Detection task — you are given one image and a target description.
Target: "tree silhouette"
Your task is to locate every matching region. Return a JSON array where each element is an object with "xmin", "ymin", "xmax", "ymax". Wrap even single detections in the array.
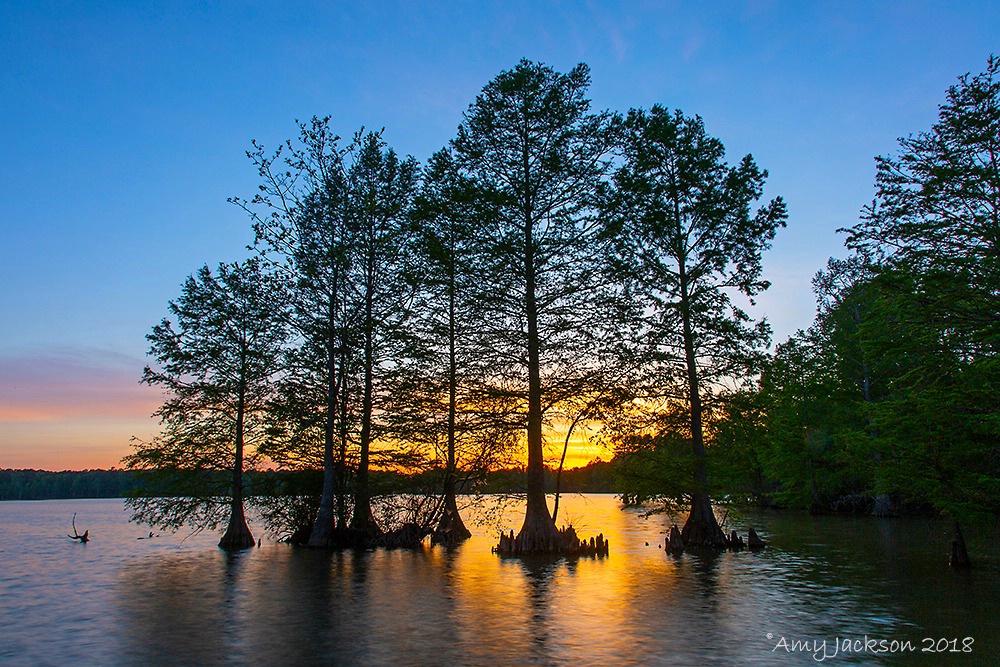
[
  {"xmin": 452, "ymin": 60, "xmax": 618, "ymax": 551},
  {"xmin": 611, "ymin": 106, "xmax": 786, "ymax": 547},
  {"xmin": 344, "ymin": 132, "xmax": 420, "ymax": 537},
  {"xmin": 236, "ymin": 117, "xmax": 360, "ymax": 546},
  {"xmin": 126, "ymin": 258, "xmax": 288, "ymax": 549}
]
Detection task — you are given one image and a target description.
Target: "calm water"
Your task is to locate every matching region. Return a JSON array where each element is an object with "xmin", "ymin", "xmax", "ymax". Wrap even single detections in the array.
[{"xmin": 1, "ymin": 496, "xmax": 996, "ymax": 666}]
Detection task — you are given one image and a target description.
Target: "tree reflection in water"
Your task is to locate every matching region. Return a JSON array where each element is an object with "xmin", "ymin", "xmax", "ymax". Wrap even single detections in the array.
[{"xmin": 102, "ymin": 495, "xmax": 1000, "ymax": 666}]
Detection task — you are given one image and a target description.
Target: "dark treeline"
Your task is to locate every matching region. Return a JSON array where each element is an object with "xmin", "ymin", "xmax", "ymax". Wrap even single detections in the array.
[
  {"xmin": 0, "ymin": 469, "xmax": 137, "ymax": 501},
  {"xmin": 125, "ymin": 57, "xmax": 999, "ymax": 561},
  {"xmin": 0, "ymin": 464, "xmax": 616, "ymax": 502}
]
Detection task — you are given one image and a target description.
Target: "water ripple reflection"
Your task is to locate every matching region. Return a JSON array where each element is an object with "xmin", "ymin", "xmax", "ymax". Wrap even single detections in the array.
[{"xmin": 1, "ymin": 497, "xmax": 995, "ymax": 665}]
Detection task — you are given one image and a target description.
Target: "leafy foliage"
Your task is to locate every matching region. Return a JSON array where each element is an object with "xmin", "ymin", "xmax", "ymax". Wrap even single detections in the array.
[
  {"xmin": 125, "ymin": 258, "xmax": 288, "ymax": 533},
  {"xmin": 758, "ymin": 56, "xmax": 1000, "ymax": 528},
  {"xmin": 609, "ymin": 106, "xmax": 786, "ymax": 538}
]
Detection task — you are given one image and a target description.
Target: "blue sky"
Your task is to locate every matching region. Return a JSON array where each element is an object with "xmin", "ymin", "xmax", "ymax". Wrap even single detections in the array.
[{"xmin": 1, "ymin": 1, "xmax": 997, "ymax": 468}]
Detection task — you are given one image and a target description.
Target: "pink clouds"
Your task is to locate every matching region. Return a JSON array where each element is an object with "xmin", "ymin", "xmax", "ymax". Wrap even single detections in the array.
[
  {"xmin": 0, "ymin": 349, "xmax": 160, "ymax": 469},
  {"xmin": 1, "ymin": 349, "xmax": 159, "ymax": 420}
]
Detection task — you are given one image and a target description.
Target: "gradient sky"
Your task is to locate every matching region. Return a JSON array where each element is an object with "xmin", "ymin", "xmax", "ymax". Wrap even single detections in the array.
[{"xmin": 1, "ymin": 1, "xmax": 998, "ymax": 470}]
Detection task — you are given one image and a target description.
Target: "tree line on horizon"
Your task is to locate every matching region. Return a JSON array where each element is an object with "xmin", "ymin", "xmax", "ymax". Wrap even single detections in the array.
[
  {"xmin": 124, "ymin": 57, "xmax": 998, "ymax": 560},
  {"xmin": 0, "ymin": 463, "xmax": 615, "ymax": 504}
]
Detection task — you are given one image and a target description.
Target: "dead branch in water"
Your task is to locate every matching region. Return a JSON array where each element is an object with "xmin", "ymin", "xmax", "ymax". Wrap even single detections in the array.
[{"xmin": 67, "ymin": 513, "xmax": 89, "ymax": 543}]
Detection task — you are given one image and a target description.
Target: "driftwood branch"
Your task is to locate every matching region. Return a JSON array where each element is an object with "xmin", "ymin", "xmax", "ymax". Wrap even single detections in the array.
[{"xmin": 67, "ymin": 513, "xmax": 89, "ymax": 543}]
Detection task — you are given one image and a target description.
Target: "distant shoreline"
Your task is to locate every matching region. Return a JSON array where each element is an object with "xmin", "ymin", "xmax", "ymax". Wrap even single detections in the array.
[{"xmin": 0, "ymin": 462, "xmax": 617, "ymax": 501}]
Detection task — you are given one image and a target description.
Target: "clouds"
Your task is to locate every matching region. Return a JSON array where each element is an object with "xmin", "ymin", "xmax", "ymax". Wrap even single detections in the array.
[
  {"xmin": 0, "ymin": 348, "xmax": 159, "ymax": 469},
  {"xmin": 0, "ymin": 348, "xmax": 156, "ymax": 420}
]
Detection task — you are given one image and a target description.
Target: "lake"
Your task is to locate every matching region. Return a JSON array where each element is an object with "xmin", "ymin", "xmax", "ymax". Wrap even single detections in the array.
[{"xmin": 0, "ymin": 496, "xmax": 996, "ymax": 665}]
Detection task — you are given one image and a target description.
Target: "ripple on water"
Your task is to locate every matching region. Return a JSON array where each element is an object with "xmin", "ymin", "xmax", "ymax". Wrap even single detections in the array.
[{"xmin": 0, "ymin": 497, "xmax": 996, "ymax": 666}]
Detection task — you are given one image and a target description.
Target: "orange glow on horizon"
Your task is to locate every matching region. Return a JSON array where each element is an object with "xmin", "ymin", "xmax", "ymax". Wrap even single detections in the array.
[
  {"xmin": 1, "ymin": 348, "xmax": 613, "ymax": 472},
  {"xmin": 0, "ymin": 351, "xmax": 161, "ymax": 471}
]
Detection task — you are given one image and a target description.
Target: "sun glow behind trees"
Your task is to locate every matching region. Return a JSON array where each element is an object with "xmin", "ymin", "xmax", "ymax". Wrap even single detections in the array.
[
  {"xmin": 123, "ymin": 50, "xmax": 786, "ymax": 549},
  {"xmin": 118, "ymin": 55, "xmax": 1000, "ymax": 558}
]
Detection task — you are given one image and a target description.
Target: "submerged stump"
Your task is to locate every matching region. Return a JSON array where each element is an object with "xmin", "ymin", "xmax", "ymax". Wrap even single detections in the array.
[
  {"xmin": 729, "ymin": 530, "xmax": 745, "ymax": 550},
  {"xmin": 67, "ymin": 513, "xmax": 89, "ymax": 544},
  {"xmin": 950, "ymin": 524, "xmax": 971, "ymax": 568},
  {"xmin": 666, "ymin": 524, "xmax": 685, "ymax": 554},
  {"xmin": 494, "ymin": 525, "xmax": 609, "ymax": 557}
]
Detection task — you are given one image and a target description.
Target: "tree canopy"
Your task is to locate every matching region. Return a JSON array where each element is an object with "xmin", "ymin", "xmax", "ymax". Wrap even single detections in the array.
[
  {"xmin": 610, "ymin": 105, "xmax": 786, "ymax": 546},
  {"xmin": 125, "ymin": 55, "xmax": 1000, "ymax": 562}
]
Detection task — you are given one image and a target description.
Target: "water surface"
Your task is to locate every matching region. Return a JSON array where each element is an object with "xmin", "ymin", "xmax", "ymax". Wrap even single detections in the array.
[{"xmin": 1, "ymin": 496, "xmax": 995, "ymax": 665}]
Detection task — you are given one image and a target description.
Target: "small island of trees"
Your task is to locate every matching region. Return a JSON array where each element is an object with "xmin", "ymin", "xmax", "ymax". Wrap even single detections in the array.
[{"xmin": 122, "ymin": 56, "xmax": 999, "ymax": 564}]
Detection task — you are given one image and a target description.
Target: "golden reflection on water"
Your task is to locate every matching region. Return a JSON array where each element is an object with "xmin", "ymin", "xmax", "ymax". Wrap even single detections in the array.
[
  {"xmin": 27, "ymin": 495, "xmax": 988, "ymax": 666},
  {"xmin": 112, "ymin": 495, "xmax": 693, "ymax": 665}
]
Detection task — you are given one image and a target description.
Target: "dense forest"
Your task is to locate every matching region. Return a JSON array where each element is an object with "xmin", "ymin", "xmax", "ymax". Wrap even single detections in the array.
[
  {"xmin": 122, "ymin": 57, "xmax": 998, "ymax": 561},
  {"xmin": 0, "ymin": 463, "xmax": 615, "ymax": 502},
  {"xmin": 0, "ymin": 469, "xmax": 137, "ymax": 501}
]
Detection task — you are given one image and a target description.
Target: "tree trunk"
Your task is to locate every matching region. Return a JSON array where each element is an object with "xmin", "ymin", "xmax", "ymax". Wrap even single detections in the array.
[
  {"xmin": 350, "ymin": 270, "xmax": 381, "ymax": 537},
  {"xmin": 433, "ymin": 278, "xmax": 471, "ymax": 545},
  {"xmin": 309, "ymin": 286, "xmax": 341, "ymax": 548},
  {"xmin": 516, "ymin": 206, "xmax": 560, "ymax": 551},
  {"xmin": 336, "ymin": 347, "xmax": 350, "ymax": 530},
  {"xmin": 553, "ymin": 410, "xmax": 585, "ymax": 523},
  {"xmin": 220, "ymin": 380, "xmax": 255, "ymax": 550},
  {"xmin": 433, "ymin": 487, "xmax": 471, "ymax": 546},
  {"xmin": 678, "ymin": 270, "xmax": 728, "ymax": 549},
  {"xmin": 681, "ymin": 493, "xmax": 729, "ymax": 548},
  {"xmin": 219, "ymin": 495, "xmax": 255, "ymax": 550}
]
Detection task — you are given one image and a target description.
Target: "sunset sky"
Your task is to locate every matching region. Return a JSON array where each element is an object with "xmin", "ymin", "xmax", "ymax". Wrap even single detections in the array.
[{"xmin": 2, "ymin": 1, "xmax": 998, "ymax": 470}]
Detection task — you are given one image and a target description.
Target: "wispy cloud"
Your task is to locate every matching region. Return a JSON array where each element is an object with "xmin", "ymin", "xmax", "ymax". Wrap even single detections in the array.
[
  {"xmin": 0, "ymin": 348, "xmax": 160, "ymax": 469},
  {"xmin": 0, "ymin": 348, "xmax": 159, "ymax": 423}
]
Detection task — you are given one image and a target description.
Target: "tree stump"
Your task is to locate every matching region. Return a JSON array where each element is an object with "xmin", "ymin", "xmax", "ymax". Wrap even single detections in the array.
[
  {"xmin": 729, "ymin": 530, "xmax": 744, "ymax": 550},
  {"xmin": 747, "ymin": 527, "xmax": 766, "ymax": 550},
  {"xmin": 666, "ymin": 524, "xmax": 684, "ymax": 554},
  {"xmin": 949, "ymin": 524, "xmax": 971, "ymax": 568},
  {"xmin": 67, "ymin": 513, "xmax": 89, "ymax": 544}
]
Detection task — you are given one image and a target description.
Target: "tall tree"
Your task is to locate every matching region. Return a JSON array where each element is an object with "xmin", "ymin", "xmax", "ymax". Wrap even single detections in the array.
[
  {"xmin": 843, "ymin": 54, "xmax": 1000, "ymax": 345},
  {"xmin": 345, "ymin": 131, "xmax": 420, "ymax": 536},
  {"xmin": 612, "ymin": 106, "xmax": 786, "ymax": 547},
  {"xmin": 840, "ymin": 55, "xmax": 1000, "ymax": 555},
  {"xmin": 239, "ymin": 121, "xmax": 421, "ymax": 544},
  {"xmin": 452, "ymin": 60, "xmax": 618, "ymax": 551},
  {"xmin": 126, "ymin": 258, "xmax": 288, "ymax": 550},
  {"xmin": 404, "ymin": 148, "xmax": 531, "ymax": 543},
  {"xmin": 408, "ymin": 148, "xmax": 479, "ymax": 544},
  {"xmin": 235, "ymin": 117, "xmax": 359, "ymax": 546}
]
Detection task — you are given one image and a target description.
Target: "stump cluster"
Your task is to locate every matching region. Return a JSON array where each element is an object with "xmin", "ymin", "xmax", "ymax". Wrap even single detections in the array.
[
  {"xmin": 494, "ymin": 525, "xmax": 609, "ymax": 557},
  {"xmin": 665, "ymin": 523, "xmax": 766, "ymax": 554}
]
